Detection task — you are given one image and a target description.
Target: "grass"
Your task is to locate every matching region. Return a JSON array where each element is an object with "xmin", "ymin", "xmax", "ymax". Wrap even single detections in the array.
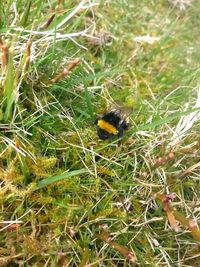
[{"xmin": 0, "ymin": 0, "xmax": 200, "ymax": 266}]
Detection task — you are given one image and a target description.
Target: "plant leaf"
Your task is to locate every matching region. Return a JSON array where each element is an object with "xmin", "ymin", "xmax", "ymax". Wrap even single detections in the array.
[
  {"xmin": 3, "ymin": 48, "xmax": 15, "ymax": 121},
  {"xmin": 34, "ymin": 168, "xmax": 87, "ymax": 190}
]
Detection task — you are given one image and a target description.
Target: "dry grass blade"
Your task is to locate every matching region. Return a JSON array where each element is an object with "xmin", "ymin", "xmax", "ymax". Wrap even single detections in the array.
[
  {"xmin": 0, "ymin": 37, "xmax": 9, "ymax": 72},
  {"xmin": 179, "ymin": 161, "xmax": 200, "ymax": 177},
  {"xmin": 24, "ymin": 39, "xmax": 32, "ymax": 71},
  {"xmin": 168, "ymin": 0, "xmax": 194, "ymax": 11}
]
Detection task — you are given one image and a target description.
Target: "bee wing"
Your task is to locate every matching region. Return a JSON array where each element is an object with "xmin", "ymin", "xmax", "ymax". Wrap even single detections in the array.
[
  {"xmin": 121, "ymin": 106, "xmax": 132, "ymax": 119},
  {"xmin": 109, "ymin": 101, "xmax": 132, "ymax": 120}
]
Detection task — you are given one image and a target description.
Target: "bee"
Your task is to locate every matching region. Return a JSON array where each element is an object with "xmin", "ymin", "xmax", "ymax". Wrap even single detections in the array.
[{"xmin": 94, "ymin": 102, "xmax": 132, "ymax": 145}]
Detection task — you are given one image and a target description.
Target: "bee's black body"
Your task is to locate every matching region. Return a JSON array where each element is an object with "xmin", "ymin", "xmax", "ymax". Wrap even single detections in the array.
[{"xmin": 95, "ymin": 107, "xmax": 130, "ymax": 145}]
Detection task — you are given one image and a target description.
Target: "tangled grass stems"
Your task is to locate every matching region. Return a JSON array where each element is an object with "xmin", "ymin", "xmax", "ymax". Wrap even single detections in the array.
[{"xmin": 0, "ymin": 0, "xmax": 200, "ymax": 266}]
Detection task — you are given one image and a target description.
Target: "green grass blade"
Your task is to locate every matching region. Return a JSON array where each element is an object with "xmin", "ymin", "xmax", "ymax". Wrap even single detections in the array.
[
  {"xmin": 84, "ymin": 85, "xmax": 94, "ymax": 120},
  {"xmin": 131, "ymin": 107, "xmax": 200, "ymax": 134},
  {"xmin": 3, "ymin": 48, "xmax": 15, "ymax": 122},
  {"xmin": 18, "ymin": 154, "xmax": 30, "ymax": 185},
  {"xmin": 34, "ymin": 168, "xmax": 87, "ymax": 190},
  {"xmin": 0, "ymin": 2, "xmax": 6, "ymax": 29},
  {"xmin": 20, "ymin": 0, "xmax": 32, "ymax": 27}
]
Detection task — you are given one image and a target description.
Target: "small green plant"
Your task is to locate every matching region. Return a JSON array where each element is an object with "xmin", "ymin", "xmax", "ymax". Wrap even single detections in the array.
[{"xmin": 0, "ymin": 38, "xmax": 32, "ymax": 122}]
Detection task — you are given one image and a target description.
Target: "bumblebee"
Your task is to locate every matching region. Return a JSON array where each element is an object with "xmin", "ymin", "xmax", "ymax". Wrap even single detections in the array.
[{"xmin": 94, "ymin": 102, "xmax": 131, "ymax": 144}]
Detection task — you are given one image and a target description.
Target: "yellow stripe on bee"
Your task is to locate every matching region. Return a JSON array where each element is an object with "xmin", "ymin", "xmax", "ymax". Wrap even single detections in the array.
[{"xmin": 98, "ymin": 119, "xmax": 118, "ymax": 134}]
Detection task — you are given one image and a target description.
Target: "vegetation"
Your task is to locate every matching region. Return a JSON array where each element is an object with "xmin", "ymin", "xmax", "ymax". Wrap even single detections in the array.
[{"xmin": 0, "ymin": 0, "xmax": 200, "ymax": 266}]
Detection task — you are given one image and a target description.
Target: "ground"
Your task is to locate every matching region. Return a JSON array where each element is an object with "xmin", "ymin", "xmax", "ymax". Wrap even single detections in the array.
[{"xmin": 0, "ymin": 0, "xmax": 200, "ymax": 266}]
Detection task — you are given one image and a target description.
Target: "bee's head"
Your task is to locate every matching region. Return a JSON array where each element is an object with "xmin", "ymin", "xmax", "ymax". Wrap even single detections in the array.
[{"xmin": 97, "ymin": 128, "xmax": 110, "ymax": 140}]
